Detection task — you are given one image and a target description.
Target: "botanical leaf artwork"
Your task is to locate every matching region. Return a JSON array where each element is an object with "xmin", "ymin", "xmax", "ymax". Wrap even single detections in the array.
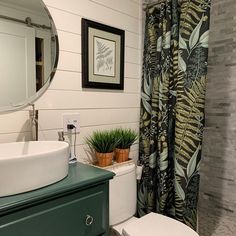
[
  {"xmin": 138, "ymin": 0, "xmax": 211, "ymax": 231},
  {"xmin": 94, "ymin": 37, "xmax": 115, "ymax": 77}
]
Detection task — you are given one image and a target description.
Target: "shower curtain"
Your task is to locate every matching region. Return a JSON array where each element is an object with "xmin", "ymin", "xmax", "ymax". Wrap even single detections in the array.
[{"xmin": 138, "ymin": 0, "xmax": 211, "ymax": 230}]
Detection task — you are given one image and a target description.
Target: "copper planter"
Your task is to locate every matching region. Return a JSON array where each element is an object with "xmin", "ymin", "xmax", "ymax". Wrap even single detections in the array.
[
  {"xmin": 96, "ymin": 152, "xmax": 113, "ymax": 167},
  {"xmin": 114, "ymin": 148, "xmax": 130, "ymax": 163}
]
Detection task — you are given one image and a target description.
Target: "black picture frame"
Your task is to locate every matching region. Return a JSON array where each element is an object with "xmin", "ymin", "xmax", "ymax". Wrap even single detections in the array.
[{"xmin": 82, "ymin": 18, "xmax": 125, "ymax": 90}]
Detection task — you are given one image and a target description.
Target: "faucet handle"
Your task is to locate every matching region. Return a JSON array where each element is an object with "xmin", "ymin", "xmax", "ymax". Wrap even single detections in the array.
[{"xmin": 58, "ymin": 131, "xmax": 65, "ymax": 141}]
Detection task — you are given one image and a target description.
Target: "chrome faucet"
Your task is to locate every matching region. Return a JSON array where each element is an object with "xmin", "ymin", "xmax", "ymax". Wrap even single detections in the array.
[
  {"xmin": 58, "ymin": 130, "xmax": 77, "ymax": 164},
  {"xmin": 29, "ymin": 104, "xmax": 38, "ymax": 141}
]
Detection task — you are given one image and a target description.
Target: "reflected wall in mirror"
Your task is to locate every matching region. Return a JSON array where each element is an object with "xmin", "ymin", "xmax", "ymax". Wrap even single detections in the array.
[{"xmin": 0, "ymin": 0, "xmax": 59, "ymax": 112}]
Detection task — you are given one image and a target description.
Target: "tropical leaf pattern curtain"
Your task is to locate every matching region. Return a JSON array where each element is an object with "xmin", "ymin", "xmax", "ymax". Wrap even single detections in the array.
[{"xmin": 138, "ymin": 0, "xmax": 211, "ymax": 230}]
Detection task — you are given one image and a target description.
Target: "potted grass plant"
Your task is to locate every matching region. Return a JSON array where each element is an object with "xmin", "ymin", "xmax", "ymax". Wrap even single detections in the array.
[
  {"xmin": 86, "ymin": 130, "xmax": 118, "ymax": 167},
  {"xmin": 113, "ymin": 128, "xmax": 138, "ymax": 163}
]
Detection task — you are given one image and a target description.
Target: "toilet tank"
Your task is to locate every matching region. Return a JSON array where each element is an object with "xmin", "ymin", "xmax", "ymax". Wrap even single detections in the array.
[{"xmin": 108, "ymin": 162, "xmax": 137, "ymax": 225}]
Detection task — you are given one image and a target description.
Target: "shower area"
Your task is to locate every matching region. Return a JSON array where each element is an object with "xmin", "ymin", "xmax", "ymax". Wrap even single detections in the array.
[
  {"xmin": 141, "ymin": 0, "xmax": 236, "ymax": 235},
  {"xmin": 198, "ymin": 0, "xmax": 236, "ymax": 235}
]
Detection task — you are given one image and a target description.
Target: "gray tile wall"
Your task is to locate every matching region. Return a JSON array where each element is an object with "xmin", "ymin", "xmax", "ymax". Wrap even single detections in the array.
[{"xmin": 199, "ymin": 0, "xmax": 236, "ymax": 235}]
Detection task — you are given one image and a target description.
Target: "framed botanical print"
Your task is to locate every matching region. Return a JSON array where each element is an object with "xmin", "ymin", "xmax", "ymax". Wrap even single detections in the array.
[{"xmin": 81, "ymin": 18, "xmax": 125, "ymax": 90}]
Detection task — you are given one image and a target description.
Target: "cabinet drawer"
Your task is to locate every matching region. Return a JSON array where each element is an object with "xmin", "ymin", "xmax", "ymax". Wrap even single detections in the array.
[{"xmin": 0, "ymin": 183, "xmax": 109, "ymax": 236}]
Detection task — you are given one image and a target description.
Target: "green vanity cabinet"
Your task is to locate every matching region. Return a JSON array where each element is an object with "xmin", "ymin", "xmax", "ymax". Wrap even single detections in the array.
[{"xmin": 0, "ymin": 163, "xmax": 114, "ymax": 236}]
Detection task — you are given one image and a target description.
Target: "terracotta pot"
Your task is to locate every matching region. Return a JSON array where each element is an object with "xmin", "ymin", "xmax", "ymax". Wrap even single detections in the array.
[
  {"xmin": 114, "ymin": 148, "xmax": 130, "ymax": 163},
  {"xmin": 95, "ymin": 152, "xmax": 114, "ymax": 167}
]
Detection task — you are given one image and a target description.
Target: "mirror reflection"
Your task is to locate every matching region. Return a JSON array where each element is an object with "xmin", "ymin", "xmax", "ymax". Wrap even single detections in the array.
[{"xmin": 0, "ymin": 0, "xmax": 58, "ymax": 110}]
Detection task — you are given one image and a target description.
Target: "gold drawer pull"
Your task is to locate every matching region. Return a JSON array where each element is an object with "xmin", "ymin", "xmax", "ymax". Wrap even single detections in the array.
[{"xmin": 85, "ymin": 215, "xmax": 94, "ymax": 226}]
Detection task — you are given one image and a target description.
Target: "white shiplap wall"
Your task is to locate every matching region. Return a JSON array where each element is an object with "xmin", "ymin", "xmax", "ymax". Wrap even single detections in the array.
[{"xmin": 0, "ymin": 0, "xmax": 143, "ymax": 163}]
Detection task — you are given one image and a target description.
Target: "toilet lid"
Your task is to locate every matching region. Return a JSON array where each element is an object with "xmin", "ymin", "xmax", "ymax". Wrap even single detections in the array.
[{"xmin": 122, "ymin": 213, "xmax": 199, "ymax": 236}]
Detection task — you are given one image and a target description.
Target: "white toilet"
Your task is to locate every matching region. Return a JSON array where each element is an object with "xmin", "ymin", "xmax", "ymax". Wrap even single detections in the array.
[{"xmin": 107, "ymin": 161, "xmax": 199, "ymax": 236}]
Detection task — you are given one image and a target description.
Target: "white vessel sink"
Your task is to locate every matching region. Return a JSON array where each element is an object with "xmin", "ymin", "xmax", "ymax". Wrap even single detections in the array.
[{"xmin": 0, "ymin": 141, "xmax": 69, "ymax": 197}]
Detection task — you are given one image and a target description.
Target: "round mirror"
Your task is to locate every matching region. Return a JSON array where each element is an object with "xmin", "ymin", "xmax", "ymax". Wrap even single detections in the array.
[{"xmin": 0, "ymin": 0, "xmax": 59, "ymax": 112}]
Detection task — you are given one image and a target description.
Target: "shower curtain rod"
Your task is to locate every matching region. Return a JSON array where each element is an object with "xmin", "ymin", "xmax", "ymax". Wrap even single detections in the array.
[
  {"xmin": 0, "ymin": 15, "xmax": 51, "ymax": 30},
  {"xmin": 143, "ymin": 0, "xmax": 166, "ymax": 11}
]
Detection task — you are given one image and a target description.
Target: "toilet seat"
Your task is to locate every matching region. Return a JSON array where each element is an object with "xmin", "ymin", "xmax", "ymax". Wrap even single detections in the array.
[
  {"xmin": 111, "ymin": 217, "xmax": 138, "ymax": 235},
  {"xmin": 122, "ymin": 213, "xmax": 199, "ymax": 236}
]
